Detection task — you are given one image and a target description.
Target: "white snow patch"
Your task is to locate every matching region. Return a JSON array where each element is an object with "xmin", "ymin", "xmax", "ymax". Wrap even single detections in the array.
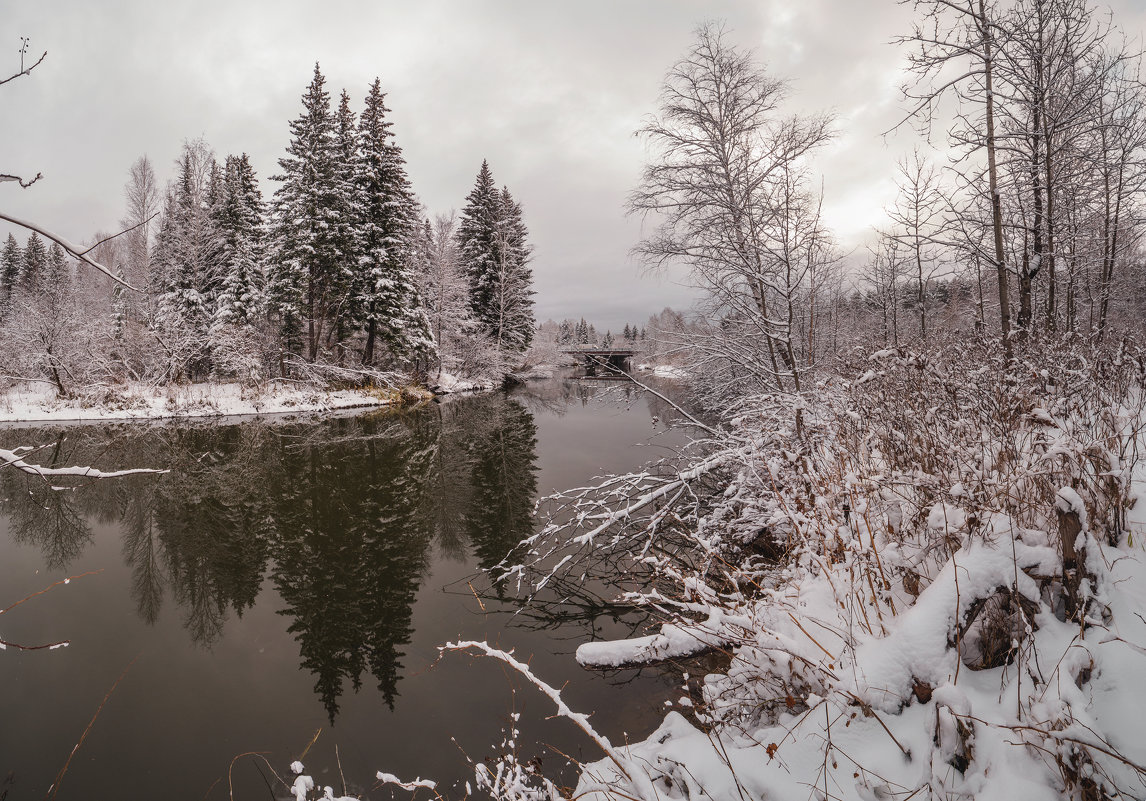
[
  {"xmin": 0, "ymin": 381, "xmax": 399, "ymax": 424},
  {"xmin": 375, "ymin": 772, "xmax": 437, "ymax": 791},
  {"xmin": 576, "ymin": 609, "xmax": 730, "ymax": 667},
  {"xmin": 431, "ymin": 372, "xmax": 494, "ymax": 394}
]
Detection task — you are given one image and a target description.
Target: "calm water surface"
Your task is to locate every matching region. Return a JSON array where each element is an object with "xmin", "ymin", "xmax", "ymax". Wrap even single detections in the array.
[{"xmin": 0, "ymin": 377, "xmax": 691, "ymax": 799}]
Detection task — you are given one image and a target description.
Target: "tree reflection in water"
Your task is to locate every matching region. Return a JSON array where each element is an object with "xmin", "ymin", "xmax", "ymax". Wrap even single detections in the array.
[{"xmin": 0, "ymin": 393, "xmax": 540, "ymax": 721}]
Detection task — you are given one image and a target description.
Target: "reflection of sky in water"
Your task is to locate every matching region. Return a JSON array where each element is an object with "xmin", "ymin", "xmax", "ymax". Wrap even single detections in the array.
[{"xmin": 0, "ymin": 378, "xmax": 691, "ymax": 799}]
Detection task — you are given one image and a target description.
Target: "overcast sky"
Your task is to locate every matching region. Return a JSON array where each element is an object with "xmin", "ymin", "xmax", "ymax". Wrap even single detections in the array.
[{"xmin": 3, "ymin": 0, "xmax": 1145, "ymax": 332}]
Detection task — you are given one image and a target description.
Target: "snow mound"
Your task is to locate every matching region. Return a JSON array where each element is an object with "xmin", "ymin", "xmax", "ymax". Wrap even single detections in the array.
[{"xmin": 431, "ymin": 372, "xmax": 495, "ymax": 394}]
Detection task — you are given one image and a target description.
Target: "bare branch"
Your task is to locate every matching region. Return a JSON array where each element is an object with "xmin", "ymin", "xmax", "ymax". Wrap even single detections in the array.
[
  {"xmin": 0, "ymin": 48, "xmax": 45, "ymax": 87},
  {"xmin": 77, "ymin": 211, "xmax": 159, "ymax": 257},
  {"xmin": 0, "ymin": 211, "xmax": 141, "ymax": 290},
  {"xmin": 0, "ymin": 171, "xmax": 43, "ymax": 188}
]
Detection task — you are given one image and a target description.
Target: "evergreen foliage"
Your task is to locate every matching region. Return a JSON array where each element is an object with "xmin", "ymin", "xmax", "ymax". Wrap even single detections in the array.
[
  {"xmin": 355, "ymin": 77, "xmax": 433, "ymax": 365},
  {"xmin": 455, "ymin": 161, "xmax": 535, "ymax": 353},
  {"xmin": 0, "ymin": 234, "xmax": 21, "ymax": 312},
  {"xmin": 269, "ymin": 63, "xmax": 344, "ymax": 362},
  {"xmin": 152, "ymin": 139, "xmax": 222, "ymax": 379},
  {"xmin": 21, "ymin": 232, "xmax": 48, "ymax": 290},
  {"xmin": 46, "ymin": 243, "xmax": 68, "ymax": 286},
  {"xmin": 213, "ymin": 153, "xmax": 266, "ymax": 330},
  {"xmin": 576, "ymin": 317, "xmax": 589, "ymax": 344},
  {"xmin": 328, "ymin": 89, "xmax": 364, "ymax": 358}
]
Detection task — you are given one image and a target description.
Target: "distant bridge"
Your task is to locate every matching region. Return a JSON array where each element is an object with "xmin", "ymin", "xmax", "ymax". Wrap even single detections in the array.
[{"xmin": 561, "ymin": 346, "xmax": 637, "ymax": 375}]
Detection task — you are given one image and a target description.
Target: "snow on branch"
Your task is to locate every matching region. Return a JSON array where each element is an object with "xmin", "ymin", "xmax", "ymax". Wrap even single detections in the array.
[
  {"xmin": 440, "ymin": 641, "xmax": 657, "ymax": 800},
  {"xmin": 374, "ymin": 772, "xmax": 438, "ymax": 793},
  {"xmin": 0, "ymin": 211, "xmax": 140, "ymax": 291},
  {"xmin": 0, "ymin": 446, "xmax": 167, "ymax": 484}
]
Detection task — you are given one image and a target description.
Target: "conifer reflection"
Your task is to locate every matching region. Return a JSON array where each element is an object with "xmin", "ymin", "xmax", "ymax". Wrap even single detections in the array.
[
  {"xmin": 0, "ymin": 393, "xmax": 542, "ymax": 719},
  {"xmin": 269, "ymin": 414, "xmax": 435, "ymax": 720},
  {"xmin": 464, "ymin": 396, "xmax": 539, "ymax": 577}
]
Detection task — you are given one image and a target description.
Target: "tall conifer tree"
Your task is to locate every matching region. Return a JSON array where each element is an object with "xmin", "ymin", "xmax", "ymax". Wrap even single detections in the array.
[
  {"xmin": 270, "ymin": 63, "xmax": 342, "ymax": 362},
  {"xmin": 213, "ymin": 153, "xmax": 265, "ymax": 329},
  {"xmin": 21, "ymin": 232, "xmax": 48, "ymax": 290},
  {"xmin": 493, "ymin": 186, "xmax": 535, "ymax": 351},
  {"xmin": 0, "ymin": 234, "xmax": 21, "ymax": 312},
  {"xmin": 456, "ymin": 161, "xmax": 535, "ymax": 353},
  {"xmin": 154, "ymin": 140, "xmax": 221, "ymax": 345},
  {"xmin": 327, "ymin": 89, "xmax": 364, "ymax": 360},
  {"xmin": 355, "ymin": 77, "xmax": 433, "ymax": 364}
]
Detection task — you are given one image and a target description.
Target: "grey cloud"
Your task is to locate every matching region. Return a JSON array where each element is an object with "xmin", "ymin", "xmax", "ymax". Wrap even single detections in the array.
[{"xmin": 4, "ymin": 0, "xmax": 1144, "ymax": 331}]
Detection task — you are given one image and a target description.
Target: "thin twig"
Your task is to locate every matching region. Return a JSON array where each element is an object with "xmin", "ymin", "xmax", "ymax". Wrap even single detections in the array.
[
  {"xmin": 0, "ymin": 49, "xmax": 46, "ymax": 87},
  {"xmin": 47, "ymin": 653, "xmax": 141, "ymax": 801},
  {"xmin": 1, "ymin": 570, "xmax": 102, "ymax": 616}
]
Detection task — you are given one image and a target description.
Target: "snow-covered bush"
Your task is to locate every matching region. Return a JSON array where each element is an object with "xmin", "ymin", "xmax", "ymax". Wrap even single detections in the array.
[{"xmin": 480, "ymin": 339, "xmax": 1146, "ymax": 801}]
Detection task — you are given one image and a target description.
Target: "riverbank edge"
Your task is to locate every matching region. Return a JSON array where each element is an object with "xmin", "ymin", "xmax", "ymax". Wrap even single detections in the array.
[
  {"xmin": 0, "ymin": 364, "xmax": 554, "ymax": 425},
  {"xmin": 0, "ymin": 380, "xmax": 416, "ymax": 425}
]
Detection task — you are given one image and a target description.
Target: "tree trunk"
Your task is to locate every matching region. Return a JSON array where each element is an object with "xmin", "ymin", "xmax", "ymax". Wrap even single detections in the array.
[
  {"xmin": 980, "ymin": 0, "xmax": 1012, "ymax": 356},
  {"xmin": 1044, "ymin": 139, "xmax": 1057, "ymax": 332},
  {"xmin": 307, "ymin": 282, "xmax": 317, "ymax": 363},
  {"xmin": 363, "ymin": 302, "xmax": 377, "ymax": 366}
]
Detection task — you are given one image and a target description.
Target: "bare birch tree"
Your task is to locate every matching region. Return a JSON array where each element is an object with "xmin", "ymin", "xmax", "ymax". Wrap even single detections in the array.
[
  {"xmin": 628, "ymin": 22, "xmax": 833, "ymax": 432},
  {"xmin": 883, "ymin": 149, "xmax": 949, "ymax": 342},
  {"xmin": 898, "ymin": 0, "xmax": 1013, "ymax": 353}
]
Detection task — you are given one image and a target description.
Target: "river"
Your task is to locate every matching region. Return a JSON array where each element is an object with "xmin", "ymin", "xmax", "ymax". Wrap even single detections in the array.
[{"xmin": 0, "ymin": 375, "xmax": 693, "ymax": 799}]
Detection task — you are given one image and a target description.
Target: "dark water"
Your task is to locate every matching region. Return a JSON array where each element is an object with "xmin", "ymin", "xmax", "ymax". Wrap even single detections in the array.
[{"xmin": 0, "ymin": 377, "xmax": 691, "ymax": 799}]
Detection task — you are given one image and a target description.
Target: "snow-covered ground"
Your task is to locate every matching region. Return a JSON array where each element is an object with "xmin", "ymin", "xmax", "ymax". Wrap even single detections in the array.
[
  {"xmin": 571, "ymin": 524, "xmax": 1146, "ymax": 801},
  {"xmin": 479, "ymin": 345, "xmax": 1146, "ymax": 801},
  {"xmin": 0, "ymin": 381, "xmax": 401, "ymax": 424},
  {"xmin": 637, "ymin": 363, "xmax": 689, "ymax": 379},
  {"xmin": 430, "ymin": 371, "xmax": 496, "ymax": 394}
]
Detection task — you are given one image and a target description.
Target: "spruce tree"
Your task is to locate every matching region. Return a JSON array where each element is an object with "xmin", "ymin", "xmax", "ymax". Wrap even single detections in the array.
[
  {"xmin": 213, "ymin": 153, "xmax": 265, "ymax": 330},
  {"xmin": 0, "ymin": 234, "xmax": 21, "ymax": 312},
  {"xmin": 456, "ymin": 161, "xmax": 535, "ymax": 354},
  {"xmin": 153, "ymin": 139, "xmax": 222, "ymax": 377},
  {"xmin": 355, "ymin": 77, "xmax": 432, "ymax": 365},
  {"xmin": 47, "ymin": 243, "xmax": 68, "ymax": 285},
  {"xmin": 328, "ymin": 89, "xmax": 364, "ymax": 361},
  {"xmin": 493, "ymin": 186, "xmax": 535, "ymax": 351},
  {"xmin": 270, "ymin": 63, "xmax": 343, "ymax": 362},
  {"xmin": 457, "ymin": 160, "xmax": 500, "ymax": 335},
  {"xmin": 21, "ymin": 232, "xmax": 48, "ymax": 290}
]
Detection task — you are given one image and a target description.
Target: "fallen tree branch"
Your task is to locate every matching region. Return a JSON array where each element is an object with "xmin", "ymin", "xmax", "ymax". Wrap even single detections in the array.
[
  {"xmin": 0, "ymin": 569, "xmax": 103, "ymax": 616},
  {"xmin": 0, "ymin": 446, "xmax": 167, "ymax": 481},
  {"xmin": 47, "ymin": 654, "xmax": 141, "ymax": 800},
  {"xmin": 440, "ymin": 640, "xmax": 647, "ymax": 795}
]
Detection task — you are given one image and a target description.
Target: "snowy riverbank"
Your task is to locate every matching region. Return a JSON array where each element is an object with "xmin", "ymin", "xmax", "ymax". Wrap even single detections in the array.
[
  {"xmin": 485, "ymin": 342, "xmax": 1146, "ymax": 801},
  {"xmin": 0, "ymin": 381, "xmax": 406, "ymax": 424}
]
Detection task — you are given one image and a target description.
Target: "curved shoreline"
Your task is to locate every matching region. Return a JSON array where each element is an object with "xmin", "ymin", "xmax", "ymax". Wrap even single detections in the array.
[{"xmin": 0, "ymin": 381, "xmax": 400, "ymax": 426}]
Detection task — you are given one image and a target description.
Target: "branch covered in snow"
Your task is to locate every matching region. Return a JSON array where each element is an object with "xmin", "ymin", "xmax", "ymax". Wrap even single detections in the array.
[
  {"xmin": 0, "ymin": 446, "xmax": 167, "ymax": 483},
  {"xmin": 0, "ymin": 212, "xmax": 140, "ymax": 290}
]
